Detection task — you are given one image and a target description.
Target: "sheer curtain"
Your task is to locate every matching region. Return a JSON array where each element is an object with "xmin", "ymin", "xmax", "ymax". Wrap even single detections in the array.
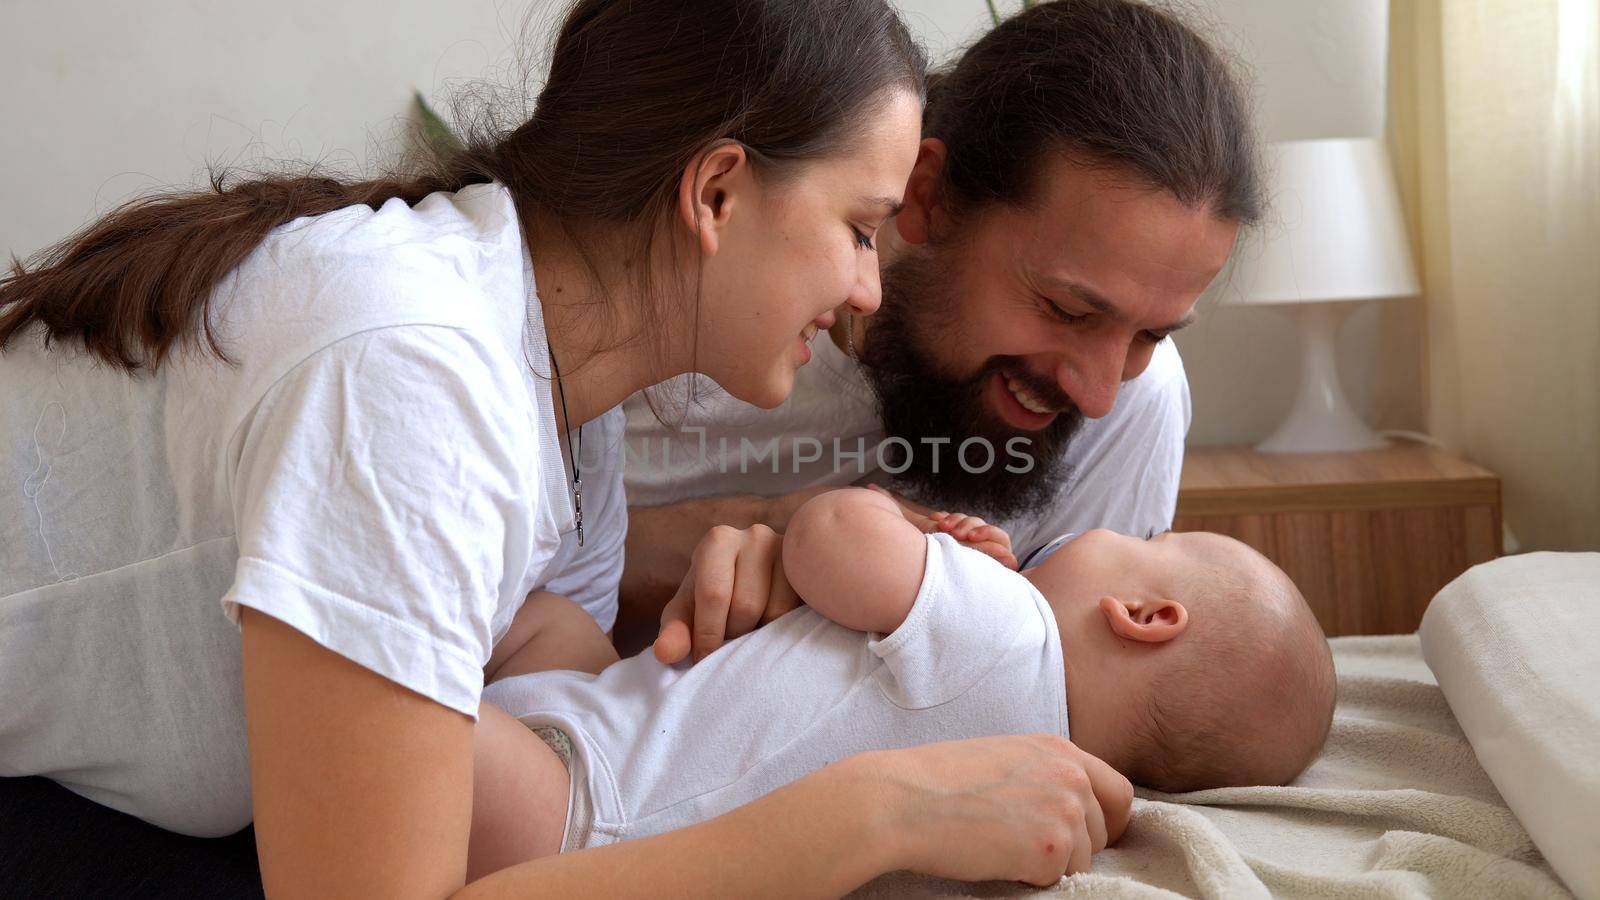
[{"xmin": 1391, "ymin": 0, "xmax": 1600, "ymax": 551}]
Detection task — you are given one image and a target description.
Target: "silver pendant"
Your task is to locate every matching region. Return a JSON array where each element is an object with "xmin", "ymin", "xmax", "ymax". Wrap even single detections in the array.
[{"xmin": 573, "ymin": 479, "xmax": 584, "ymax": 547}]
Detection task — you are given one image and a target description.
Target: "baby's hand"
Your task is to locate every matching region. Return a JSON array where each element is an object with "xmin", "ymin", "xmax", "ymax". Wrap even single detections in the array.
[
  {"xmin": 931, "ymin": 511, "xmax": 1018, "ymax": 571},
  {"xmin": 862, "ymin": 485, "xmax": 1017, "ymax": 570}
]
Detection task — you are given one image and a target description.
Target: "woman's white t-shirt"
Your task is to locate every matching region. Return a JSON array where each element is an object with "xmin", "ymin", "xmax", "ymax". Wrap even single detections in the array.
[{"xmin": 0, "ymin": 182, "xmax": 610, "ymax": 836}]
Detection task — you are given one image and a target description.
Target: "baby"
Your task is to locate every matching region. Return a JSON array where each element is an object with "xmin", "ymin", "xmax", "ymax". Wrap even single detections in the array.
[{"xmin": 474, "ymin": 486, "xmax": 1336, "ymax": 872}]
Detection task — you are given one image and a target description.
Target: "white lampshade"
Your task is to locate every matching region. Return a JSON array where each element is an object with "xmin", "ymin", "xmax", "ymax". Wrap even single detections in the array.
[
  {"xmin": 1228, "ymin": 138, "xmax": 1422, "ymax": 453},
  {"xmin": 1233, "ymin": 137, "xmax": 1420, "ymax": 305}
]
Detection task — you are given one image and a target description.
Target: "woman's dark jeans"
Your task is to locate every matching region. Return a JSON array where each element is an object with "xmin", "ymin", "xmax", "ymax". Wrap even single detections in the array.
[{"xmin": 0, "ymin": 776, "xmax": 263, "ymax": 898}]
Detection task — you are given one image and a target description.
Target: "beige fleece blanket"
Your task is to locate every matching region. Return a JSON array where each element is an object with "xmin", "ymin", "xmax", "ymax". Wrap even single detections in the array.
[{"xmin": 855, "ymin": 635, "xmax": 1572, "ymax": 899}]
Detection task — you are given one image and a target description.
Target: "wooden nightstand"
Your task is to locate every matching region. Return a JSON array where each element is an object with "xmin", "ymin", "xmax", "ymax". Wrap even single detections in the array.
[{"xmin": 1173, "ymin": 442, "xmax": 1502, "ymax": 637}]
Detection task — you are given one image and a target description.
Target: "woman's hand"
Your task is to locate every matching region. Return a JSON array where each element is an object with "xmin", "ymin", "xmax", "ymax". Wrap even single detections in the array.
[
  {"xmin": 866, "ymin": 484, "xmax": 1018, "ymax": 570},
  {"xmin": 861, "ymin": 734, "xmax": 1134, "ymax": 886},
  {"xmin": 653, "ymin": 524, "xmax": 801, "ymax": 664}
]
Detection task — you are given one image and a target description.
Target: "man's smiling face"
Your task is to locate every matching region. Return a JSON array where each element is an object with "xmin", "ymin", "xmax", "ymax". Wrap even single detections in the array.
[{"xmin": 861, "ymin": 152, "xmax": 1240, "ymax": 517}]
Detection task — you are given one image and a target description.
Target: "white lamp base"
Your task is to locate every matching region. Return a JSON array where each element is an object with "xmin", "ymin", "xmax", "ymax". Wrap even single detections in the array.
[{"xmin": 1256, "ymin": 301, "xmax": 1388, "ymax": 454}]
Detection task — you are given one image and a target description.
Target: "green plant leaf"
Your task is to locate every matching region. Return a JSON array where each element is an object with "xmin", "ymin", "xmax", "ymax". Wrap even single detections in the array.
[
  {"xmin": 412, "ymin": 90, "xmax": 463, "ymax": 157},
  {"xmin": 986, "ymin": 0, "xmax": 1002, "ymax": 26}
]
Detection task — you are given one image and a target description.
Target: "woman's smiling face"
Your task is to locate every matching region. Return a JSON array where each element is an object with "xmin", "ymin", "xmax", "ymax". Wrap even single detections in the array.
[{"xmin": 689, "ymin": 89, "xmax": 923, "ymax": 409}]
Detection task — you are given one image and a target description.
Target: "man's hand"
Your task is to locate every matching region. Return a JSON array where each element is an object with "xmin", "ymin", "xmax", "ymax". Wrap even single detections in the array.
[
  {"xmin": 653, "ymin": 524, "xmax": 802, "ymax": 664},
  {"xmin": 866, "ymin": 485, "xmax": 1017, "ymax": 570}
]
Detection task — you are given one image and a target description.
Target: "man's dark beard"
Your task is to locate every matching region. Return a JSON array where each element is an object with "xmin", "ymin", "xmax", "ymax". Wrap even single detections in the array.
[{"xmin": 859, "ymin": 249, "xmax": 1083, "ymax": 521}]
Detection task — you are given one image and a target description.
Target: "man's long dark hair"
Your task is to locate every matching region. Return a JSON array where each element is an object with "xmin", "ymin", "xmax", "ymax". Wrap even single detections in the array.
[{"xmin": 926, "ymin": 0, "xmax": 1262, "ymax": 226}]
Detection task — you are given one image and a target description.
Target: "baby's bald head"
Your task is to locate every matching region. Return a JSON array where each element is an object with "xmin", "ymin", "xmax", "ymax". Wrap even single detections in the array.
[
  {"xmin": 1029, "ymin": 531, "xmax": 1335, "ymax": 793},
  {"xmin": 1124, "ymin": 555, "xmax": 1334, "ymax": 792}
]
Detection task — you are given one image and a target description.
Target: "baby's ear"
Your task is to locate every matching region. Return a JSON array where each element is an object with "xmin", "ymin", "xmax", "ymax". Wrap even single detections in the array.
[{"xmin": 1098, "ymin": 595, "xmax": 1188, "ymax": 644}]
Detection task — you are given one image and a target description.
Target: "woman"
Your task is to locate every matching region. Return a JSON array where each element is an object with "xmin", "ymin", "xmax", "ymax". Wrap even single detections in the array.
[{"xmin": 0, "ymin": 0, "xmax": 1130, "ymax": 894}]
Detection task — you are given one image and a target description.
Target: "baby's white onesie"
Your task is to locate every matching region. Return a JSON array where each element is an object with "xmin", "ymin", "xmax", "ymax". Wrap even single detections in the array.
[{"xmin": 482, "ymin": 532, "xmax": 1069, "ymax": 850}]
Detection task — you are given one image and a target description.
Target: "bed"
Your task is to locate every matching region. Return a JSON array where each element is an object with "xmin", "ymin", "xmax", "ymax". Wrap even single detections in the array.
[
  {"xmin": 3, "ymin": 555, "xmax": 1592, "ymax": 898},
  {"xmin": 857, "ymin": 552, "xmax": 1599, "ymax": 899}
]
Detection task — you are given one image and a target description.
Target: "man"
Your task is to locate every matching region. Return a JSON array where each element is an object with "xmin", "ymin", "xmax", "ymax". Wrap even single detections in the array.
[{"xmin": 619, "ymin": 0, "xmax": 1262, "ymax": 644}]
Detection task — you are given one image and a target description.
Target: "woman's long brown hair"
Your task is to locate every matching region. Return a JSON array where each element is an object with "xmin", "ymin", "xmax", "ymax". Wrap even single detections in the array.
[{"xmin": 0, "ymin": 0, "xmax": 925, "ymax": 372}]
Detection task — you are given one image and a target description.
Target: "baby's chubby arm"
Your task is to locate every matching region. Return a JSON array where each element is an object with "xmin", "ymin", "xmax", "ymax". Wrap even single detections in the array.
[{"xmin": 781, "ymin": 487, "xmax": 929, "ymax": 634}]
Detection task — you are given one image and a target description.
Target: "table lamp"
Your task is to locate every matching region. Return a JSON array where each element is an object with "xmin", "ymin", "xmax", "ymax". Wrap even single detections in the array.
[{"xmin": 1230, "ymin": 137, "xmax": 1421, "ymax": 453}]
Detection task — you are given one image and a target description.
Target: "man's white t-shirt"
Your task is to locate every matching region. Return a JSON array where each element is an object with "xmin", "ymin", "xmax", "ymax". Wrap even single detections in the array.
[
  {"xmin": 0, "ymin": 182, "xmax": 623, "ymax": 836},
  {"xmin": 623, "ymin": 328, "xmax": 1191, "ymax": 556},
  {"xmin": 483, "ymin": 533, "xmax": 1068, "ymax": 850}
]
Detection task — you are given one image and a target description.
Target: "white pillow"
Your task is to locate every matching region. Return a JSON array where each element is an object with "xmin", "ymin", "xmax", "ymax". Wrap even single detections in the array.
[{"xmin": 1420, "ymin": 552, "xmax": 1600, "ymax": 900}]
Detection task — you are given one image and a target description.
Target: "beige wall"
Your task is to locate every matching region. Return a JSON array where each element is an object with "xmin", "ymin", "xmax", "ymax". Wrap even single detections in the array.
[
  {"xmin": 1, "ymin": 0, "xmax": 530, "ymax": 261},
  {"xmin": 1165, "ymin": 0, "xmax": 1408, "ymax": 446}
]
